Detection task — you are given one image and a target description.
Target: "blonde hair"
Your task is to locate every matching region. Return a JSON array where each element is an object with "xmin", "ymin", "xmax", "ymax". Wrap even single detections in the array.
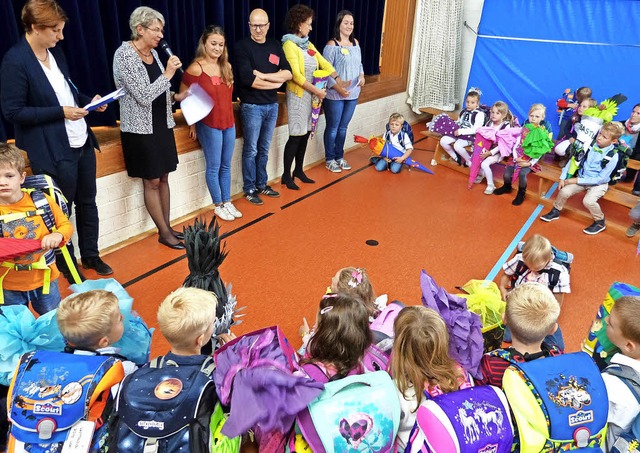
[
  {"xmin": 332, "ymin": 267, "xmax": 377, "ymax": 318},
  {"xmin": 0, "ymin": 143, "xmax": 26, "ymax": 174},
  {"xmin": 611, "ymin": 296, "xmax": 640, "ymax": 344},
  {"xmin": 389, "ymin": 113, "xmax": 404, "ymax": 124},
  {"xmin": 57, "ymin": 290, "xmax": 121, "ymax": 349},
  {"xmin": 521, "ymin": 234, "xmax": 553, "ymax": 270},
  {"xmin": 157, "ymin": 287, "xmax": 218, "ymax": 350},
  {"xmin": 601, "ymin": 121, "xmax": 624, "ymax": 140},
  {"xmin": 492, "ymin": 101, "xmax": 514, "ymax": 126},
  {"xmin": 129, "ymin": 6, "xmax": 164, "ymax": 40},
  {"xmin": 529, "ymin": 103, "xmax": 546, "ymax": 118},
  {"xmin": 505, "ymin": 282, "xmax": 560, "ymax": 344},
  {"xmin": 391, "ymin": 306, "xmax": 463, "ymax": 406},
  {"xmin": 195, "ymin": 26, "xmax": 233, "ymax": 85}
]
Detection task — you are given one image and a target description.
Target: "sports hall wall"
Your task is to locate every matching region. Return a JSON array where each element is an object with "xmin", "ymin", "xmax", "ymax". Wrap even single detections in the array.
[{"xmin": 467, "ymin": 0, "xmax": 640, "ymax": 134}]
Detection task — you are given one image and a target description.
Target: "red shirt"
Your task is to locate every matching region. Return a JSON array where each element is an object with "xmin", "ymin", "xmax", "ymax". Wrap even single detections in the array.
[{"xmin": 181, "ymin": 69, "xmax": 234, "ymax": 130}]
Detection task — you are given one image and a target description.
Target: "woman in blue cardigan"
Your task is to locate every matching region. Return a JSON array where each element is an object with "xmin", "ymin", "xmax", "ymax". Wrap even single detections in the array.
[{"xmin": 0, "ymin": 0, "xmax": 111, "ymax": 277}]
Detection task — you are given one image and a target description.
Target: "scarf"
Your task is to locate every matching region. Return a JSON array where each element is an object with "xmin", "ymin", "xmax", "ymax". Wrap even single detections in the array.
[{"xmin": 282, "ymin": 33, "xmax": 309, "ymax": 50}]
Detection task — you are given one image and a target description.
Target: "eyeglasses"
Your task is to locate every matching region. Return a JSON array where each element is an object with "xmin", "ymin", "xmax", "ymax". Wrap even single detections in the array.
[
  {"xmin": 143, "ymin": 26, "xmax": 164, "ymax": 34},
  {"xmin": 248, "ymin": 23, "xmax": 269, "ymax": 30}
]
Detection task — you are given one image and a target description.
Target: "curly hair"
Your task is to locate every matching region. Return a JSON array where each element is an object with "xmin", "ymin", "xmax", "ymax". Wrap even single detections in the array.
[
  {"xmin": 304, "ymin": 293, "xmax": 371, "ymax": 379},
  {"xmin": 391, "ymin": 306, "xmax": 463, "ymax": 406},
  {"xmin": 284, "ymin": 4, "xmax": 314, "ymax": 35}
]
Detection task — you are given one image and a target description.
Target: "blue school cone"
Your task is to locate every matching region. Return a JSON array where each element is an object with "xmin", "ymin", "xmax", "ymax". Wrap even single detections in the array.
[{"xmin": 379, "ymin": 143, "xmax": 433, "ymax": 174}]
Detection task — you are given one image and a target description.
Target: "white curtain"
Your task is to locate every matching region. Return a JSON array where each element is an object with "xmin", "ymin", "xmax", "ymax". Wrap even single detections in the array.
[{"xmin": 407, "ymin": 0, "xmax": 464, "ymax": 112}]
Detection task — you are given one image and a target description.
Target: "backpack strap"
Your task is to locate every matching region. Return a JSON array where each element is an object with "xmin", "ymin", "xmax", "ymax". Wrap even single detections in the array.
[
  {"xmin": 605, "ymin": 363, "xmax": 640, "ymax": 403},
  {"xmin": 0, "ymin": 254, "xmax": 51, "ymax": 304},
  {"xmin": 150, "ymin": 355, "xmax": 216, "ymax": 377},
  {"xmin": 510, "ymin": 260, "xmax": 528, "ymax": 288}
]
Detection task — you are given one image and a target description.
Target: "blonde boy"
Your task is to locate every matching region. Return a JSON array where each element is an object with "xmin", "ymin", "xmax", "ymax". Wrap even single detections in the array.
[
  {"xmin": 541, "ymin": 121, "xmax": 625, "ymax": 235},
  {"xmin": 157, "ymin": 287, "xmax": 219, "ymax": 356},
  {"xmin": 601, "ymin": 296, "xmax": 640, "ymax": 450},
  {"xmin": 477, "ymin": 282, "xmax": 561, "ymax": 387},
  {"xmin": 374, "ymin": 113, "xmax": 413, "ymax": 174}
]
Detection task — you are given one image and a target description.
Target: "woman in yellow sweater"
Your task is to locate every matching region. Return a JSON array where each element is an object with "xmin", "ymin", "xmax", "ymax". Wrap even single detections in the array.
[{"xmin": 281, "ymin": 5, "xmax": 347, "ymax": 190}]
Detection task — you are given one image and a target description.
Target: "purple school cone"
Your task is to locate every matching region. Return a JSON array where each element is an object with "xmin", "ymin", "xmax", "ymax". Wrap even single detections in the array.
[
  {"xmin": 309, "ymin": 70, "xmax": 331, "ymax": 139},
  {"xmin": 380, "ymin": 143, "xmax": 433, "ymax": 174},
  {"xmin": 468, "ymin": 135, "xmax": 495, "ymax": 189}
]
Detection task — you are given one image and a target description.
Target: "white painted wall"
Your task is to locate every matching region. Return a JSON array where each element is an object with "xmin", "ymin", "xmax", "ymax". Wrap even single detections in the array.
[
  {"xmin": 83, "ymin": 92, "xmax": 422, "ymax": 252},
  {"xmin": 459, "ymin": 0, "xmax": 485, "ymax": 107}
]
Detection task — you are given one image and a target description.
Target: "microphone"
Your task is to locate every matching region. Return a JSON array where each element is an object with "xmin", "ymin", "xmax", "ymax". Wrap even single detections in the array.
[{"xmin": 159, "ymin": 40, "xmax": 183, "ymax": 74}]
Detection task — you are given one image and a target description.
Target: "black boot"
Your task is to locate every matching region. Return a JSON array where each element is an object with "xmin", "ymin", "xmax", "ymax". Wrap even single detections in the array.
[
  {"xmin": 282, "ymin": 136, "xmax": 299, "ymax": 190},
  {"xmin": 493, "ymin": 183, "xmax": 512, "ymax": 195},
  {"xmin": 293, "ymin": 133, "xmax": 315, "ymax": 183},
  {"xmin": 512, "ymin": 188, "xmax": 526, "ymax": 206}
]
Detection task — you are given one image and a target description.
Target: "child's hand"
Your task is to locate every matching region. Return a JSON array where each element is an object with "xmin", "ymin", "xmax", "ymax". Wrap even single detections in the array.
[
  {"xmin": 515, "ymin": 158, "xmax": 530, "ymax": 168},
  {"xmin": 41, "ymin": 232, "xmax": 64, "ymax": 250},
  {"xmin": 218, "ymin": 332, "xmax": 236, "ymax": 345},
  {"xmin": 394, "ymin": 156, "xmax": 406, "ymax": 163},
  {"xmin": 299, "ymin": 317, "xmax": 310, "ymax": 338},
  {"xmin": 499, "ymin": 286, "xmax": 508, "ymax": 301},
  {"xmin": 480, "ymin": 150, "xmax": 491, "ymax": 159},
  {"xmin": 454, "ymin": 130, "xmax": 460, "ymax": 136}
]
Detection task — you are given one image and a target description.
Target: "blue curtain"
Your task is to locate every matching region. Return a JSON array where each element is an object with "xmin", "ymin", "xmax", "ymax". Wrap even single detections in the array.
[
  {"xmin": 467, "ymin": 0, "xmax": 640, "ymax": 136},
  {"xmin": 0, "ymin": 0, "xmax": 385, "ymax": 140}
]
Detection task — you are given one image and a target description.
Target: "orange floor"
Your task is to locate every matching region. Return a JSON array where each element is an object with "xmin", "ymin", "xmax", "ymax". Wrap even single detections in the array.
[{"xmin": 64, "ymin": 122, "xmax": 640, "ymax": 358}]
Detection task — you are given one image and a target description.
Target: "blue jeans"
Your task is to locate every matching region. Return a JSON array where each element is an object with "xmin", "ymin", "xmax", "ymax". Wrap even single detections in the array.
[
  {"xmin": 240, "ymin": 103, "xmax": 278, "ymax": 193},
  {"xmin": 196, "ymin": 123, "xmax": 236, "ymax": 204},
  {"xmin": 323, "ymin": 98, "xmax": 358, "ymax": 162},
  {"xmin": 375, "ymin": 158, "xmax": 403, "ymax": 173},
  {"xmin": 3, "ymin": 279, "xmax": 61, "ymax": 315}
]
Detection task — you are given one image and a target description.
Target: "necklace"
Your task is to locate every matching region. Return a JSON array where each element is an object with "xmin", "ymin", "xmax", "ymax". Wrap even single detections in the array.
[
  {"xmin": 35, "ymin": 50, "xmax": 49, "ymax": 63},
  {"xmin": 132, "ymin": 41, "xmax": 151, "ymax": 58}
]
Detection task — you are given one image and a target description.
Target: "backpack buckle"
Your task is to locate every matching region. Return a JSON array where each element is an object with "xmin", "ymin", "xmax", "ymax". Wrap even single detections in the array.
[
  {"xmin": 13, "ymin": 264, "xmax": 33, "ymax": 271},
  {"xmin": 573, "ymin": 426, "xmax": 591, "ymax": 448},
  {"xmin": 143, "ymin": 438, "xmax": 159, "ymax": 453},
  {"xmin": 36, "ymin": 418, "xmax": 57, "ymax": 440}
]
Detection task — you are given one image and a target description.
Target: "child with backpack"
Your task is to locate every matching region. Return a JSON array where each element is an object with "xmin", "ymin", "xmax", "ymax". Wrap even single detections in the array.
[
  {"xmin": 540, "ymin": 121, "xmax": 626, "ymax": 235},
  {"xmin": 299, "ymin": 293, "xmax": 372, "ymax": 382},
  {"xmin": 438, "ymin": 88, "xmax": 487, "ymax": 167},
  {"xmin": 391, "ymin": 306, "xmax": 473, "ymax": 450},
  {"xmin": 554, "ymin": 97, "xmax": 597, "ymax": 158},
  {"xmin": 601, "ymin": 295, "xmax": 640, "ymax": 451},
  {"xmin": 373, "ymin": 113, "xmax": 414, "ymax": 173},
  {"xmin": 112, "ymin": 287, "xmax": 233, "ymax": 452},
  {"xmin": 476, "ymin": 282, "xmax": 562, "ymax": 388},
  {"xmin": 493, "ymin": 103, "xmax": 554, "ymax": 206},
  {"xmin": 0, "ymin": 143, "xmax": 73, "ymax": 314},
  {"xmin": 498, "ymin": 234, "xmax": 569, "ymax": 350}
]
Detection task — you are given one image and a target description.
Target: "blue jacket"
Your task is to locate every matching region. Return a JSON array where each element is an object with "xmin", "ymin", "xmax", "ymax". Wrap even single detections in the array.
[{"xmin": 0, "ymin": 36, "xmax": 98, "ymax": 176}]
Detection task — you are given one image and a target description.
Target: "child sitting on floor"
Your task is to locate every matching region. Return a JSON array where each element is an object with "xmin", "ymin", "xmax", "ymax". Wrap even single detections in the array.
[
  {"xmin": 476, "ymin": 282, "xmax": 562, "ymax": 388},
  {"xmin": 493, "ymin": 103, "xmax": 554, "ymax": 205},
  {"xmin": 540, "ymin": 121, "xmax": 625, "ymax": 235},
  {"xmin": 330, "ymin": 267, "xmax": 386, "ymax": 321},
  {"xmin": 391, "ymin": 306, "xmax": 473, "ymax": 450},
  {"xmin": 299, "ymin": 293, "xmax": 372, "ymax": 382},
  {"xmin": 374, "ymin": 113, "xmax": 414, "ymax": 173},
  {"xmin": 601, "ymin": 296, "xmax": 640, "ymax": 451},
  {"xmin": 439, "ymin": 88, "xmax": 487, "ymax": 167},
  {"xmin": 0, "ymin": 143, "xmax": 73, "ymax": 314}
]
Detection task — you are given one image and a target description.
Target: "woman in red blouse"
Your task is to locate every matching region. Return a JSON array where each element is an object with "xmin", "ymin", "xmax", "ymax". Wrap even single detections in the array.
[{"xmin": 180, "ymin": 26, "xmax": 240, "ymax": 222}]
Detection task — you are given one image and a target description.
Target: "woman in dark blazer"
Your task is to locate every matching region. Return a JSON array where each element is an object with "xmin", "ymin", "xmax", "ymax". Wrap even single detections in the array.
[{"xmin": 0, "ymin": 0, "xmax": 112, "ymax": 277}]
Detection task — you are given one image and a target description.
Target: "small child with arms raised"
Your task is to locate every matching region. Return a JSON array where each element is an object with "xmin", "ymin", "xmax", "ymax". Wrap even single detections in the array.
[
  {"xmin": 439, "ymin": 88, "xmax": 486, "ymax": 167},
  {"xmin": 540, "ymin": 121, "xmax": 624, "ymax": 235},
  {"xmin": 57, "ymin": 289, "xmax": 136, "ymax": 375},
  {"xmin": 299, "ymin": 293, "xmax": 372, "ymax": 382},
  {"xmin": 0, "ymin": 143, "xmax": 73, "ymax": 314},
  {"xmin": 601, "ymin": 296, "xmax": 640, "ymax": 451},
  {"xmin": 391, "ymin": 306, "xmax": 473, "ymax": 450},
  {"xmin": 494, "ymin": 103, "xmax": 554, "ymax": 205},
  {"xmin": 375, "ymin": 113, "xmax": 413, "ymax": 173},
  {"xmin": 477, "ymin": 282, "xmax": 562, "ymax": 388}
]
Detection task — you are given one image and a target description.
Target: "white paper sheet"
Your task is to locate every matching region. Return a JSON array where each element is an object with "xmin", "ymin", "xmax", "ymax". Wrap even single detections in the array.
[
  {"xmin": 180, "ymin": 83, "xmax": 214, "ymax": 126},
  {"xmin": 83, "ymin": 87, "xmax": 126, "ymax": 111}
]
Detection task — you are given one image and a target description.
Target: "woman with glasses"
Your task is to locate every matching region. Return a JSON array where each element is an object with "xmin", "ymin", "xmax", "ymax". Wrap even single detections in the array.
[
  {"xmin": 322, "ymin": 10, "xmax": 365, "ymax": 174},
  {"xmin": 113, "ymin": 6, "xmax": 188, "ymax": 249},
  {"xmin": 0, "ymin": 0, "xmax": 112, "ymax": 278},
  {"xmin": 281, "ymin": 4, "xmax": 346, "ymax": 190},
  {"xmin": 179, "ymin": 26, "xmax": 241, "ymax": 222}
]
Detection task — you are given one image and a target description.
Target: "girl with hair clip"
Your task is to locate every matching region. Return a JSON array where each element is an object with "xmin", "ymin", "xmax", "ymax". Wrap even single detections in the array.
[
  {"xmin": 179, "ymin": 25, "xmax": 241, "ymax": 222},
  {"xmin": 298, "ymin": 293, "xmax": 372, "ymax": 382},
  {"xmin": 391, "ymin": 306, "xmax": 473, "ymax": 450},
  {"xmin": 330, "ymin": 267, "xmax": 386, "ymax": 321}
]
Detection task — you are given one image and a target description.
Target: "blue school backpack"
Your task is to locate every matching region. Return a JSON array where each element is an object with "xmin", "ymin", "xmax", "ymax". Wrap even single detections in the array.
[
  {"xmin": 500, "ymin": 351, "xmax": 608, "ymax": 452},
  {"xmin": 385, "ymin": 121, "xmax": 414, "ymax": 147},
  {"xmin": 404, "ymin": 385, "xmax": 514, "ymax": 453},
  {"xmin": 111, "ymin": 355, "xmax": 226, "ymax": 453},
  {"xmin": 604, "ymin": 363, "xmax": 640, "ymax": 453},
  {"xmin": 287, "ymin": 371, "xmax": 401, "ymax": 453},
  {"xmin": 6, "ymin": 350, "xmax": 125, "ymax": 452}
]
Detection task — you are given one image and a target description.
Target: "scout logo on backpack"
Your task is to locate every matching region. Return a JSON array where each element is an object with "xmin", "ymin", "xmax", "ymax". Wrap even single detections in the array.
[
  {"xmin": 501, "ymin": 352, "xmax": 608, "ymax": 452},
  {"xmin": 112, "ymin": 355, "xmax": 219, "ymax": 453},
  {"xmin": 287, "ymin": 371, "xmax": 400, "ymax": 453},
  {"xmin": 6, "ymin": 350, "xmax": 124, "ymax": 452},
  {"xmin": 404, "ymin": 385, "xmax": 514, "ymax": 453}
]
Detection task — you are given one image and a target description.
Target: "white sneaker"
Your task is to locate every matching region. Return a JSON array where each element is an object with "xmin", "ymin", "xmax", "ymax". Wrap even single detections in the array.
[
  {"xmin": 224, "ymin": 201, "xmax": 242, "ymax": 218},
  {"xmin": 484, "ymin": 185, "xmax": 495, "ymax": 195},
  {"xmin": 337, "ymin": 158, "xmax": 351, "ymax": 170},
  {"xmin": 326, "ymin": 160, "xmax": 342, "ymax": 173},
  {"xmin": 214, "ymin": 204, "xmax": 234, "ymax": 221}
]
